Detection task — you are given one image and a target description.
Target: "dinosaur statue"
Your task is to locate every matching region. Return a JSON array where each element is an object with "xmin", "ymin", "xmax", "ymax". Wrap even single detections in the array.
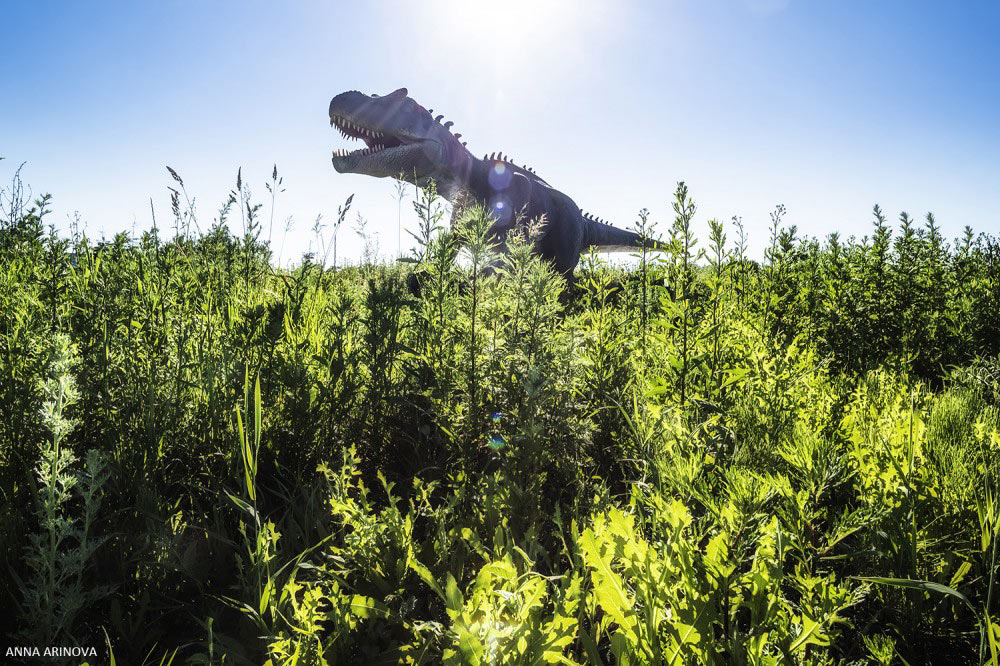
[{"xmin": 329, "ymin": 87, "xmax": 656, "ymax": 275}]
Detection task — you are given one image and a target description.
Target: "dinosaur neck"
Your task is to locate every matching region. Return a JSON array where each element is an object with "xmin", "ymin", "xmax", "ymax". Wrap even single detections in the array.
[
  {"xmin": 427, "ymin": 147, "xmax": 532, "ymax": 223},
  {"xmin": 441, "ymin": 154, "xmax": 526, "ymax": 216},
  {"xmin": 461, "ymin": 156, "xmax": 494, "ymax": 202},
  {"xmin": 427, "ymin": 143, "xmax": 485, "ymax": 202}
]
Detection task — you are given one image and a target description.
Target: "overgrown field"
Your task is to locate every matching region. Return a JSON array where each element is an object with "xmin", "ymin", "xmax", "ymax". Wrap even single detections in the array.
[{"xmin": 2, "ymin": 173, "xmax": 1000, "ymax": 665}]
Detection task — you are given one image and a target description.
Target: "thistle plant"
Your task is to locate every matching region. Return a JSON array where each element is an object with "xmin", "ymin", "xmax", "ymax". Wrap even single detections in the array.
[
  {"xmin": 408, "ymin": 178, "xmax": 445, "ymax": 263},
  {"xmin": 408, "ymin": 179, "xmax": 457, "ymax": 397},
  {"xmin": 661, "ymin": 181, "xmax": 703, "ymax": 409},
  {"xmin": 393, "ymin": 175, "xmax": 408, "ymax": 258},
  {"xmin": 17, "ymin": 332, "xmax": 110, "ymax": 647},
  {"xmin": 629, "ymin": 207, "xmax": 656, "ymax": 351},
  {"xmin": 704, "ymin": 217, "xmax": 731, "ymax": 401},
  {"xmin": 454, "ymin": 203, "xmax": 499, "ymax": 437}
]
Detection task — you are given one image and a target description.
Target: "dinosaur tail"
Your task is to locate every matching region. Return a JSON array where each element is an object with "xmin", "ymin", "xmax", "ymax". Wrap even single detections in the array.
[{"xmin": 584, "ymin": 216, "xmax": 663, "ymax": 252}]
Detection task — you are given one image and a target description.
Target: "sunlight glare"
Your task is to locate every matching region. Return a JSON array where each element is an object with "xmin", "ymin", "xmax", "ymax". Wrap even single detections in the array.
[{"xmin": 419, "ymin": 0, "xmax": 595, "ymax": 80}]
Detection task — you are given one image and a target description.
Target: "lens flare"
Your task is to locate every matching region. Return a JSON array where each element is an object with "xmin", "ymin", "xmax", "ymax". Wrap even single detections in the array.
[{"xmin": 488, "ymin": 162, "xmax": 512, "ymax": 191}]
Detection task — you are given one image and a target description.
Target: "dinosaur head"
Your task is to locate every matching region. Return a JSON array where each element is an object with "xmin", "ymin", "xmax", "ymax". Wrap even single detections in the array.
[{"xmin": 329, "ymin": 88, "xmax": 466, "ymax": 190}]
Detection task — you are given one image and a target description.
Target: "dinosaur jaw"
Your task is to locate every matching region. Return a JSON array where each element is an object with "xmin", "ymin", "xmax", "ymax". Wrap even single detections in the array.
[{"xmin": 330, "ymin": 112, "xmax": 444, "ymax": 179}]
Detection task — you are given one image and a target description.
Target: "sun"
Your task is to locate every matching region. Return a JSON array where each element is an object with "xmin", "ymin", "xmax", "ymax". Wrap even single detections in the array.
[
  {"xmin": 437, "ymin": 0, "xmax": 562, "ymax": 43},
  {"xmin": 414, "ymin": 0, "xmax": 600, "ymax": 80}
]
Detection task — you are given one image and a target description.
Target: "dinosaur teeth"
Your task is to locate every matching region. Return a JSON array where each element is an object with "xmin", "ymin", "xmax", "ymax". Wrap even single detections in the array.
[{"xmin": 332, "ymin": 115, "xmax": 397, "ymax": 157}]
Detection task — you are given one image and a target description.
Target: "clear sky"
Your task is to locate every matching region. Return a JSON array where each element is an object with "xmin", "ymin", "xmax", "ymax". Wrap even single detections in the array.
[{"xmin": 3, "ymin": 1, "xmax": 998, "ymax": 263}]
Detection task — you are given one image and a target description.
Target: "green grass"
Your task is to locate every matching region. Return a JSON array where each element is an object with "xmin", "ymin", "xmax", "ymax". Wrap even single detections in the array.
[{"xmin": 1, "ymin": 169, "xmax": 999, "ymax": 664}]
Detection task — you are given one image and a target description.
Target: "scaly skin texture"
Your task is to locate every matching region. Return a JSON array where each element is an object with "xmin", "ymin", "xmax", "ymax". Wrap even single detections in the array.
[{"xmin": 329, "ymin": 87, "xmax": 651, "ymax": 275}]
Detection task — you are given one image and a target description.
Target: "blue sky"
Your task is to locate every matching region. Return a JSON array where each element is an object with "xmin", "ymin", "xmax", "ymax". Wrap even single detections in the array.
[{"xmin": 2, "ymin": 1, "xmax": 998, "ymax": 263}]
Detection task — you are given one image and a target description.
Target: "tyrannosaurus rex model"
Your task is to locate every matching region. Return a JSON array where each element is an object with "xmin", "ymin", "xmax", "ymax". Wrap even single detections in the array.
[{"xmin": 329, "ymin": 87, "xmax": 655, "ymax": 275}]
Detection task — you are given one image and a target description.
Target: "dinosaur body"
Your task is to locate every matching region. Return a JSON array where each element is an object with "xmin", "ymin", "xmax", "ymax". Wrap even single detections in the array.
[{"xmin": 329, "ymin": 87, "xmax": 651, "ymax": 274}]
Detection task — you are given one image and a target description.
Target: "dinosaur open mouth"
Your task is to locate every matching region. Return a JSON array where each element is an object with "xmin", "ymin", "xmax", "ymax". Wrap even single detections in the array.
[{"xmin": 330, "ymin": 114, "xmax": 405, "ymax": 158}]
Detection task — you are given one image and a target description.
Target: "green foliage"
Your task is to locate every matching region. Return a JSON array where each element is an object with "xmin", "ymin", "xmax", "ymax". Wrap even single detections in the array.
[
  {"xmin": 16, "ymin": 333, "xmax": 111, "ymax": 647},
  {"xmin": 1, "ymin": 172, "xmax": 999, "ymax": 664}
]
